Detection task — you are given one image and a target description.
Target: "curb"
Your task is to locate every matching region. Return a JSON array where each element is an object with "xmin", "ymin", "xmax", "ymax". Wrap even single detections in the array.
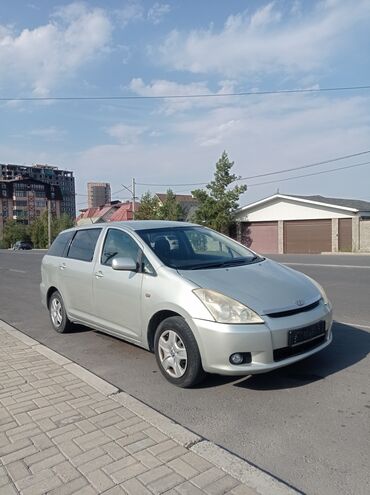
[
  {"xmin": 321, "ymin": 251, "xmax": 370, "ymax": 255},
  {"xmin": 0, "ymin": 319, "xmax": 300, "ymax": 495}
]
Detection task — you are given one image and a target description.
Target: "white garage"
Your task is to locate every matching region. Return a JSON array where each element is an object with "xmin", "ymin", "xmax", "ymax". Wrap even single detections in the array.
[{"xmin": 234, "ymin": 194, "xmax": 370, "ymax": 254}]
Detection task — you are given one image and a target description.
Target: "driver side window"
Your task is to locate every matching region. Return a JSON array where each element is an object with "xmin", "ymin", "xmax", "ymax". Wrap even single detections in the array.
[{"xmin": 101, "ymin": 229, "xmax": 140, "ymax": 266}]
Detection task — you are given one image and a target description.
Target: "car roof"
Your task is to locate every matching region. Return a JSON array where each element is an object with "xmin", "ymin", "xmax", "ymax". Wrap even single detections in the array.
[{"xmin": 64, "ymin": 220, "xmax": 199, "ymax": 233}]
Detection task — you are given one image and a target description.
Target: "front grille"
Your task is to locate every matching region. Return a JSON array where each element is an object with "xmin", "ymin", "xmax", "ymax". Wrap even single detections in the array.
[
  {"xmin": 267, "ymin": 299, "xmax": 320, "ymax": 318},
  {"xmin": 273, "ymin": 335, "xmax": 326, "ymax": 362}
]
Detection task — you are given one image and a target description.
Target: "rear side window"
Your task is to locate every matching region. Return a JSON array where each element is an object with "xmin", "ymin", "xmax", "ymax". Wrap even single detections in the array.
[
  {"xmin": 48, "ymin": 231, "xmax": 75, "ymax": 257},
  {"xmin": 67, "ymin": 229, "xmax": 102, "ymax": 262}
]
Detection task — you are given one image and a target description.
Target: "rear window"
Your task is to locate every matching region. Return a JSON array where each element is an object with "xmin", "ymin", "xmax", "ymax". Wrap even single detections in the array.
[
  {"xmin": 67, "ymin": 229, "xmax": 102, "ymax": 262},
  {"xmin": 48, "ymin": 231, "xmax": 75, "ymax": 257}
]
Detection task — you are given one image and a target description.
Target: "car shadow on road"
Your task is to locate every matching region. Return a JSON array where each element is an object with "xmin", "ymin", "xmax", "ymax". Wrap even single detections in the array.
[{"xmin": 197, "ymin": 321, "xmax": 370, "ymax": 390}]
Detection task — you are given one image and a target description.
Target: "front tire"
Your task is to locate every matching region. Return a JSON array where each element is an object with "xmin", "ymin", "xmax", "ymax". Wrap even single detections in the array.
[
  {"xmin": 49, "ymin": 291, "xmax": 72, "ymax": 333},
  {"xmin": 154, "ymin": 316, "xmax": 205, "ymax": 388}
]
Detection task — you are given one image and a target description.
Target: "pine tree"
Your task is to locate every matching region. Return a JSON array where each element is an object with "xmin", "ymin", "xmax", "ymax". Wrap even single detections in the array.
[
  {"xmin": 135, "ymin": 192, "xmax": 160, "ymax": 220},
  {"xmin": 158, "ymin": 189, "xmax": 183, "ymax": 221},
  {"xmin": 192, "ymin": 151, "xmax": 247, "ymax": 234}
]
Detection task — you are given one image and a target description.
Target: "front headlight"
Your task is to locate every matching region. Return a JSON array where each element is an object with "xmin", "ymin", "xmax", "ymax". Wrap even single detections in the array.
[
  {"xmin": 306, "ymin": 276, "xmax": 331, "ymax": 306},
  {"xmin": 193, "ymin": 288, "xmax": 264, "ymax": 324}
]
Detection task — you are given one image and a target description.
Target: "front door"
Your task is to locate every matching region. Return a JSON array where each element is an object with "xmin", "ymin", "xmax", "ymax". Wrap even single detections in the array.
[{"xmin": 92, "ymin": 228, "xmax": 143, "ymax": 341}]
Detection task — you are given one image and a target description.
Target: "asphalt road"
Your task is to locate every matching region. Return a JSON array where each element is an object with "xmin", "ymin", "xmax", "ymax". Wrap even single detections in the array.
[{"xmin": 0, "ymin": 250, "xmax": 369, "ymax": 495}]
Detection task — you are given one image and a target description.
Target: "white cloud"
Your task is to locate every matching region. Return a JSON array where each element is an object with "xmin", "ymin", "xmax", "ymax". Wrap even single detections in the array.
[
  {"xmin": 129, "ymin": 78, "xmax": 237, "ymax": 114},
  {"xmin": 115, "ymin": 1, "xmax": 144, "ymax": 26},
  {"xmin": 115, "ymin": 1, "xmax": 170, "ymax": 27},
  {"xmin": 156, "ymin": 0, "xmax": 370, "ymax": 77},
  {"xmin": 147, "ymin": 3, "xmax": 171, "ymax": 24},
  {"xmin": 106, "ymin": 123, "xmax": 147, "ymax": 145},
  {"xmin": 0, "ymin": 2, "xmax": 112, "ymax": 95},
  {"xmin": 64, "ymin": 91, "xmax": 370, "ymax": 206}
]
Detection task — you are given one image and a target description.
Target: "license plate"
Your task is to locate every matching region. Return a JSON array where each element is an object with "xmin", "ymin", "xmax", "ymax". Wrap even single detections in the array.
[{"xmin": 288, "ymin": 321, "xmax": 326, "ymax": 347}]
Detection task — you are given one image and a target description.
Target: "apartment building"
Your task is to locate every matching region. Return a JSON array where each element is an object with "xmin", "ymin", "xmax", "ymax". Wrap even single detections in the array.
[
  {"xmin": 0, "ymin": 163, "xmax": 75, "ymax": 218},
  {"xmin": 87, "ymin": 182, "xmax": 111, "ymax": 208},
  {"xmin": 0, "ymin": 177, "xmax": 62, "ymax": 238}
]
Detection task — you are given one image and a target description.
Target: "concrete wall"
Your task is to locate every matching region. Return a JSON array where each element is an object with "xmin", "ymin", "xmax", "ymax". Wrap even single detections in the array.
[
  {"xmin": 359, "ymin": 219, "xmax": 370, "ymax": 252},
  {"xmin": 332, "ymin": 218, "xmax": 339, "ymax": 252}
]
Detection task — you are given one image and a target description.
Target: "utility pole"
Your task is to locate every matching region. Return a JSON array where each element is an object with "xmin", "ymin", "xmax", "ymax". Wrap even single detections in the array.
[
  {"xmin": 47, "ymin": 199, "xmax": 52, "ymax": 248},
  {"xmin": 132, "ymin": 178, "xmax": 136, "ymax": 220}
]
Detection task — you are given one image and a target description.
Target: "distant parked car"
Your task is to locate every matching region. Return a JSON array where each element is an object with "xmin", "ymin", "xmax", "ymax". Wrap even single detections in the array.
[
  {"xmin": 40, "ymin": 221, "xmax": 333, "ymax": 388},
  {"xmin": 13, "ymin": 241, "xmax": 33, "ymax": 250}
]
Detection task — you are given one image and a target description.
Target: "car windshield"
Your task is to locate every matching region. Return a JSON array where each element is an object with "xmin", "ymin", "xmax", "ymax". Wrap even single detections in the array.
[{"xmin": 137, "ymin": 226, "xmax": 262, "ymax": 270}]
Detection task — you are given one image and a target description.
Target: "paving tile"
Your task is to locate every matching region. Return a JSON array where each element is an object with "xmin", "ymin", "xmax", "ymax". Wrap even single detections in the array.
[
  {"xmin": 120, "ymin": 478, "xmax": 152, "ymax": 495},
  {"xmin": 190, "ymin": 468, "xmax": 225, "ymax": 489},
  {"xmin": 174, "ymin": 481, "xmax": 207, "ymax": 495},
  {"xmin": 6, "ymin": 460, "xmax": 30, "ymax": 481},
  {"xmin": 46, "ymin": 476, "xmax": 88, "ymax": 495},
  {"xmin": 133, "ymin": 450, "xmax": 164, "ymax": 469},
  {"xmin": 167, "ymin": 458, "xmax": 199, "ymax": 479},
  {"xmin": 147, "ymin": 472, "xmax": 185, "ymax": 495},
  {"xmin": 148, "ymin": 440, "xmax": 178, "ymax": 456},
  {"xmin": 138, "ymin": 465, "xmax": 173, "ymax": 485},
  {"xmin": 103, "ymin": 456, "xmax": 137, "ymax": 475},
  {"xmin": 53, "ymin": 460, "xmax": 81, "ymax": 483},
  {"xmin": 29, "ymin": 453, "xmax": 65, "ymax": 474},
  {"xmin": 2, "ymin": 445, "xmax": 38, "ymax": 465},
  {"xmin": 203, "ymin": 475, "xmax": 239, "ymax": 495},
  {"xmin": 71, "ymin": 447, "xmax": 106, "ymax": 467},
  {"xmin": 229, "ymin": 485, "xmax": 258, "ymax": 495},
  {"xmin": 158, "ymin": 446, "xmax": 188, "ymax": 463},
  {"xmin": 58, "ymin": 440, "xmax": 83, "ymax": 459},
  {"xmin": 178, "ymin": 453, "xmax": 213, "ymax": 472},
  {"xmin": 110, "ymin": 462, "xmax": 148, "ymax": 484},
  {"xmin": 85, "ymin": 469, "xmax": 115, "ymax": 492},
  {"xmin": 102, "ymin": 442, "xmax": 128, "ymax": 461},
  {"xmin": 78, "ymin": 453, "xmax": 112, "ymax": 475},
  {"xmin": 125, "ymin": 437, "xmax": 156, "ymax": 454}
]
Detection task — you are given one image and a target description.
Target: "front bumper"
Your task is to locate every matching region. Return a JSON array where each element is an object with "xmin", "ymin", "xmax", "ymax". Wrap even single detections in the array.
[{"xmin": 192, "ymin": 301, "xmax": 333, "ymax": 375}]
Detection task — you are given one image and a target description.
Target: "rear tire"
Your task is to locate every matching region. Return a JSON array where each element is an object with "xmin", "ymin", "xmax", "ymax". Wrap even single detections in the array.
[
  {"xmin": 154, "ymin": 316, "xmax": 205, "ymax": 388},
  {"xmin": 49, "ymin": 291, "xmax": 72, "ymax": 333}
]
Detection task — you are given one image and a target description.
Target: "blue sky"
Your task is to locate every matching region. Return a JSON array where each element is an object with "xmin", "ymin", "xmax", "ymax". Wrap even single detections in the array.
[{"xmin": 1, "ymin": 0, "xmax": 370, "ymax": 209}]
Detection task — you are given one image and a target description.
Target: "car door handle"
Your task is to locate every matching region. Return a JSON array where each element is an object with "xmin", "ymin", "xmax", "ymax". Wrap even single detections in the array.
[
  {"xmin": 95, "ymin": 270, "xmax": 104, "ymax": 279},
  {"xmin": 59, "ymin": 263, "xmax": 66, "ymax": 270}
]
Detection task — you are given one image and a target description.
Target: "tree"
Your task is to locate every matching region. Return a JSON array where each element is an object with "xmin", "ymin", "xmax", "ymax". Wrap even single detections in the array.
[
  {"xmin": 158, "ymin": 189, "xmax": 183, "ymax": 221},
  {"xmin": 31, "ymin": 212, "xmax": 75, "ymax": 248},
  {"xmin": 52, "ymin": 214, "xmax": 74, "ymax": 239},
  {"xmin": 135, "ymin": 192, "xmax": 160, "ymax": 220},
  {"xmin": 191, "ymin": 151, "xmax": 247, "ymax": 234},
  {"xmin": 2, "ymin": 220, "xmax": 31, "ymax": 248},
  {"xmin": 30, "ymin": 212, "xmax": 48, "ymax": 248}
]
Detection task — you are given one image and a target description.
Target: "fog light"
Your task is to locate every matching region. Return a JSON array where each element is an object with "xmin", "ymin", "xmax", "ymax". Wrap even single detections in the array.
[{"xmin": 230, "ymin": 353, "xmax": 244, "ymax": 365}]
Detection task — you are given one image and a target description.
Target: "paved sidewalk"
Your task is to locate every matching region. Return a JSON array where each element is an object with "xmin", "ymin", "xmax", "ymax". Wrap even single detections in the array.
[{"xmin": 0, "ymin": 322, "xmax": 296, "ymax": 495}]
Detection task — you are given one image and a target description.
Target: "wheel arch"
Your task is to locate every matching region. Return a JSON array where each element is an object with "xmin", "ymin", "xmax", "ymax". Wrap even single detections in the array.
[
  {"xmin": 147, "ymin": 310, "xmax": 181, "ymax": 351},
  {"xmin": 46, "ymin": 286, "xmax": 59, "ymax": 308}
]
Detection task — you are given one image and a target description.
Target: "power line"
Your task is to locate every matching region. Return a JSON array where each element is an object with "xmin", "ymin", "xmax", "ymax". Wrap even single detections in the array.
[
  {"xmin": 1, "ymin": 84, "xmax": 370, "ymax": 102},
  {"xmin": 135, "ymin": 149, "xmax": 370, "ymax": 187},
  {"xmin": 238, "ymin": 150, "xmax": 370, "ymax": 181},
  {"xmin": 247, "ymin": 160, "xmax": 370, "ymax": 187}
]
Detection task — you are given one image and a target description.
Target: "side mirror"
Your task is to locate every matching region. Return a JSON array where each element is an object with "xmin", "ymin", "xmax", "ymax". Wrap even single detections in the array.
[{"xmin": 111, "ymin": 257, "xmax": 138, "ymax": 272}]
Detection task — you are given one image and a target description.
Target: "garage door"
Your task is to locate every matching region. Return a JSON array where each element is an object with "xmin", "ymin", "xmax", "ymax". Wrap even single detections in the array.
[
  {"xmin": 284, "ymin": 219, "xmax": 332, "ymax": 254},
  {"xmin": 338, "ymin": 218, "xmax": 352, "ymax": 252},
  {"xmin": 241, "ymin": 222, "xmax": 278, "ymax": 253}
]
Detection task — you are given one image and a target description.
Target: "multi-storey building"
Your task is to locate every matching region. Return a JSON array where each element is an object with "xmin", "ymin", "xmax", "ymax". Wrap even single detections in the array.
[
  {"xmin": 0, "ymin": 164, "xmax": 75, "ymax": 218},
  {"xmin": 0, "ymin": 178, "xmax": 62, "ymax": 239},
  {"xmin": 87, "ymin": 182, "xmax": 111, "ymax": 208}
]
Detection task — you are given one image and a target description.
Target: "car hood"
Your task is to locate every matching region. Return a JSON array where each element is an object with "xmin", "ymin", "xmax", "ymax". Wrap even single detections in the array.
[{"xmin": 178, "ymin": 259, "xmax": 320, "ymax": 315}]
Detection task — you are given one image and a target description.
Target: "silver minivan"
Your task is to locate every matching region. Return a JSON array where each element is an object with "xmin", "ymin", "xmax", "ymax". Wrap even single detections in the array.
[{"xmin": 41, "ymin": 221, "xmax": 333, "ymax": 387}]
